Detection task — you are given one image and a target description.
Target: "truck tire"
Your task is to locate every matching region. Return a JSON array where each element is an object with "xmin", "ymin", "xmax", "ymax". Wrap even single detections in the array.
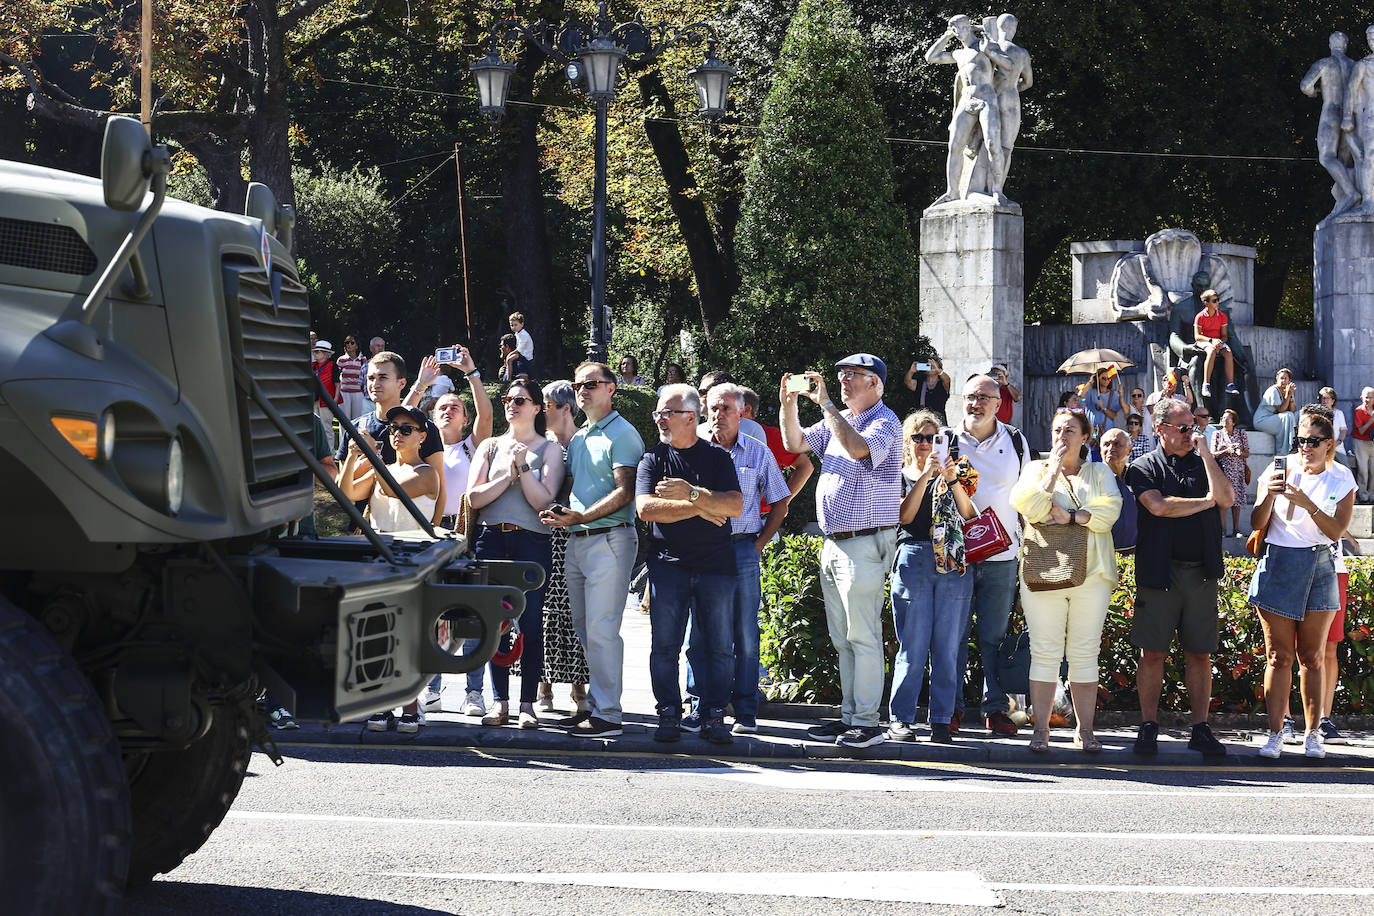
[
  {"xmin": 124, "ymin": 702, "xmax": 253, "ymax": 886},
  {"xmin": 0, "ymin": 599, "xmax": 131, "ymax": 914}
]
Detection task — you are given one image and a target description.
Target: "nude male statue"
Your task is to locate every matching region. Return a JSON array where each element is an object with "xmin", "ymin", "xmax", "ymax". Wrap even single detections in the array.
[
  {"xmin": 1342, "ymin": 25, "xmax": 1374, "ymax": 214},
  {"xmin": 987, "ymin": 13, "xmax": 1033, "ymax": 195},
  {"xmin": 1302, "ymin": 31, "xmax": 1358, "ymax": 216},
  {"xmin": 925, "ymin": 15, "xmax": 1009, "ymax": 206}
]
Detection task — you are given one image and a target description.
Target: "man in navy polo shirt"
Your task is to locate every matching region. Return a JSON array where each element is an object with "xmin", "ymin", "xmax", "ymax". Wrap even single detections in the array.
[
  {"xmin": 780, "ymin": 354, "xmax": 903, "ymax": 749},
  {"xmin": 636, "ymin": 384, "xmax": 743, "ymax": 745}
]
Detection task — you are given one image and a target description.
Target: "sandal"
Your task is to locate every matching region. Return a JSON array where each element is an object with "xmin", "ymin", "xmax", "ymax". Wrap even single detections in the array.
[
  {"xmin": 518, "ymin": 703, "xmax": 540, "ymax": 729},
  {"xmin": 1029, "ymin": 730, "xmax": 1050, "ymax": 753},
  {"xmin": 1073, "ymin": 733, "xmax": 1103, "ymax": 754},
  {"xmin": 481, "ymin": 702, "xmax": 509, "ymax": 727}
]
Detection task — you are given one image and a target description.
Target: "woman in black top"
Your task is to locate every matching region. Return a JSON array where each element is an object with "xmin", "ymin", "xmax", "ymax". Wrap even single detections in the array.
[
  {"xmin": 887, "ymin": 410, "xmax": 978, "ymax": 744},
  {"xmin": 904, "ymin": 356, "xmax": 952, "ymax": 422}
]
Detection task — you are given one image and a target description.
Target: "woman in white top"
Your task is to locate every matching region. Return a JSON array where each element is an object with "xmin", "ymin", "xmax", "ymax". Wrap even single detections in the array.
[
  {"xmin": 1248, "ymin": 408, "xmax": 1355, "ymax": 759},
  {"xmin": 465, "ymin": 378, "xmax": 565, "ymax": 728},
  {"xmin": 339, "ymin": 405, "xmax": 440, "ymax": 534}
]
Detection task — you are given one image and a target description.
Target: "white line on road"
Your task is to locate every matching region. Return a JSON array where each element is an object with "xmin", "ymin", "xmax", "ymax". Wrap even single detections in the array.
[
  {"xmin": 378, "ymin": 870, "xmax": 1002, "ymax": 906},
  {"xmin": 655, "ymin": 765, "xmax": 1374, "ymax": 798},
  {"xmin": 992, "ymin": 882, "xmax": 1374, "ymax": 897},
  {"xmin": 225, "ymin": 811, "xmax": 1374, "ymax": 844}
]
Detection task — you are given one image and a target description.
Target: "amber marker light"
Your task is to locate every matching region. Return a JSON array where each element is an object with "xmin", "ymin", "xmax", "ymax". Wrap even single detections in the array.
[{"xmin": 51, "ymin": 413, "xmax": 114, "ymax": 461}]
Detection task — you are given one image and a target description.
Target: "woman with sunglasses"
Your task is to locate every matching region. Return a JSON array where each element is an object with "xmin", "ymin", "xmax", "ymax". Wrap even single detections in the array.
[
  {"xmin": 1250, "ymin": 408, "xmax": 1355, "ymax": 759},
  {"xmin": 1010, "ymin": 408, "xmax": 1121, "ymax": 753},
  {"xmin": 336, "ymin": 335, "xmax": 368, "ymax": 421},
  {"xmin": 887, "ymin": 411, "xmax": 978, "ymax": 744},
  {"xmin": 1081, "ymin": 367, "xmax": 1124, "ymax": 432},
  {"xmin": 466, "ymin": 379, "xmax": 565, "ymax": 728}
]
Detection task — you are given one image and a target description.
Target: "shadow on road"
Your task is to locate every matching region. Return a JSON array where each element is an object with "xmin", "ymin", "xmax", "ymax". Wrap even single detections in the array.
[{"xmin": 124, "ymin": 882, "xmax": 450, "ymax": 915}]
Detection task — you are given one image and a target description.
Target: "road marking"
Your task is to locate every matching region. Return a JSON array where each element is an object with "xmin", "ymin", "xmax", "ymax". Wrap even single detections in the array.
[
  {"xmin": 654, "ymin": 764, "xmax": 1374, "ymax": 798},
  {"xmin": 377, "ymin": 870, "xmax": 1001, "ymax": 906},
  {"xmin": 992, "ymin": 882, "xmax": 1374, "ymax": 897},
  {"xmin": 226, "ymin": 811, "xmax": 1374, "ymax": 844}
]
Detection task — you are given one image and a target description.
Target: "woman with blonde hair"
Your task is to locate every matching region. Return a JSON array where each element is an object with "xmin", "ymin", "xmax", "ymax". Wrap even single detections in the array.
[
  {"xmin": 887, "ymin": 410, "xmax": 978, "ymax": 744},
  {"xmin": 1010, "ymin": 409, "xmax": 1121, "ymax": 753}
]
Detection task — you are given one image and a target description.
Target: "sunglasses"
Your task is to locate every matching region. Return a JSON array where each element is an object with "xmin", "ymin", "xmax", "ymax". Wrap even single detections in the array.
[
  {"xmin": 388, "ymin": 424, "xmax": 420, "ymax": 436},
  {"xmin": 344, "ymin": 339, "xmax": 356, "ymax": 345},
  {"xmin": 502, "ymin": 396, "xmax": 534, "ymax": 407},
  {"xmin": 910, "ymin": 433, "xmax": 936, "ymax": 443},
  {"xmin": 572, "ymin": 379, "xmax": 608, "ymax": 391},
  {"xmin": 1164, "ymin": 422, "xmax": 1194, "ymax": 434},
  {"xmin": 1203, "ymin": 297, "xmax": 1219, "ymax": 303},
  {"xmin": 1295, "ymin": 435, "xmax": 1331, "ymax": 448},
  {"xmin": 651, "ymin": 408, "xmax": 697, "ymax": 420}
]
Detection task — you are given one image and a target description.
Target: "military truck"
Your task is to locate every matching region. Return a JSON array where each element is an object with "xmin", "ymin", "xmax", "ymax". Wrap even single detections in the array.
[{"xmin": 0, "ymin": 116, "xmax": 534, "ymax": 912}]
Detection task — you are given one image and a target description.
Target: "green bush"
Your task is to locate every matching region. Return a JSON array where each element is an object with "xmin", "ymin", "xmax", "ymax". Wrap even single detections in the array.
[{"xmin": 760, "ymin": 541, "xmax": 1374, "ymax": 714}]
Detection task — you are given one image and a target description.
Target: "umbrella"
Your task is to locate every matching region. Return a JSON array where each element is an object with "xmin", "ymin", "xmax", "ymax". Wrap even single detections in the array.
[{"xmin": 1057, "ymin": 347, "xmax": 1135, "ymax": 375}]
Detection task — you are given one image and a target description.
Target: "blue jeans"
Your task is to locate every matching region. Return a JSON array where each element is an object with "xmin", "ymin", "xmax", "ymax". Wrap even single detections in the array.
[
  {"xmin": 685, "ymin": 538, "xmax": 763, "ymax": 719},
  {"xmin": 957, "ymin": 558, "xmax": 1018, "ymax": 715},
  {"xmin": 648, "ymin": 559, "xmax": 734, "ymax": 718},
  {"xmin": 467, "ymin": 526, "xmax": 551, "ymax": 704},
  {"xmin": 889, "ymin": 541, "xmax": 975, "ymax": 725}
]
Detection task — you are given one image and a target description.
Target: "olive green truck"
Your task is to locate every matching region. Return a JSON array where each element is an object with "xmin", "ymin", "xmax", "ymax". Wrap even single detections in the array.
[{"xmin": 0, "ymin": 116, "xmax": 532, "ymax": 911}]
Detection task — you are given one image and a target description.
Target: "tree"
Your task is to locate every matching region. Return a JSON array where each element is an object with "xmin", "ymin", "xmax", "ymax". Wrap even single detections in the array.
[{"xmin": 722, "ymin": 0, "xmax": 919, "ymax": 386}]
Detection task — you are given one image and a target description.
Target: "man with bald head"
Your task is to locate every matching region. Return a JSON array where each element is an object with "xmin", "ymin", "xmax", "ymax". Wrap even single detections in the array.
[{"xmin": 955, "ymin": 374, "xmax": 1030, "ymax": 735}]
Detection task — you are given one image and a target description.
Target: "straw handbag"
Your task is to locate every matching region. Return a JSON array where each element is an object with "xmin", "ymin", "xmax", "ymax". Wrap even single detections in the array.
[{"xmin": 1020, "ymin": 470, "xmax": 1088, "ymax": 592}]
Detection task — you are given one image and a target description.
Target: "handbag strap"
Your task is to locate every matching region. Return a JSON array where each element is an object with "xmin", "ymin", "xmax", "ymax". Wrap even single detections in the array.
[{"xmin": 1059, "ymin": 467, "xmax": 1083, "ymax": 512}]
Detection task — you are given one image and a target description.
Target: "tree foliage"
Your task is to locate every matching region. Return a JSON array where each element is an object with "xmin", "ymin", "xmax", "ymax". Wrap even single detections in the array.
[{"xmin": 723, "ymin": 0, "xmax": 919, "ymax": 386}]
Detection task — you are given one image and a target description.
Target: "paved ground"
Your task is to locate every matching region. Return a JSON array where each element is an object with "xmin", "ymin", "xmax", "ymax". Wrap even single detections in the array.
[{"xmin": 124, "ymin": 744, "xmax": 1374, "ymax": 915}]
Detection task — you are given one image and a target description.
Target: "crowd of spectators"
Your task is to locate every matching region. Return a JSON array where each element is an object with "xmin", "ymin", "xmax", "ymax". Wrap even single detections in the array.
[{"xmin": 297, "ymin": 319, "xmax": 1362, "ymax": 758}]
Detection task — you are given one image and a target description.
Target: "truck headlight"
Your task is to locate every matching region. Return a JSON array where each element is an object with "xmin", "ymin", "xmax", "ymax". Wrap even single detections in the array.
[{"xmin": 166, "ymin": 436, "xmax": 184, "ymax": 515}]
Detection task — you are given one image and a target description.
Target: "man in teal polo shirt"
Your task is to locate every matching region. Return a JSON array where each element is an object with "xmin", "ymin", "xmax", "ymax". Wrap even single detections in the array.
[{"xmin": 540, "ymin": 361, "xmax": 644, "ymax": 737}]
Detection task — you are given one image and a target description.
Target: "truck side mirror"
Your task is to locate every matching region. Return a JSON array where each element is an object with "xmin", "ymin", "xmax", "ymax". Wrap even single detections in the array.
[
  {"xmin": 245, "ymin": 182, "xmax": 277, "ymax": 235},
  {"xmin": 101, "ymin": 116, "xmax": 153, "ymax": 212}
]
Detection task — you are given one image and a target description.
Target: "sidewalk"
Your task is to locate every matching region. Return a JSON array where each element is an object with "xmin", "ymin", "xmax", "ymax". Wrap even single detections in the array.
[{"xmin": 283, "ymin": 595, "xmax": 1374, "ymax": 767}]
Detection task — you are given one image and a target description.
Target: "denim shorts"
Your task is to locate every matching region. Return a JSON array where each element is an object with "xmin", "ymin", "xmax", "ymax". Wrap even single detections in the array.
[{"xmin": 1248, "ymin": 544, "xmax": 1340, "ymax": 621}]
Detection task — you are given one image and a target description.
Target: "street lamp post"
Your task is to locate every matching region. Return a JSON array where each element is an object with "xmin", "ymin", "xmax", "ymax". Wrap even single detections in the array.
[{"xmin": 471, "ymin": 1, "xmax": 736, "ymax": 363}]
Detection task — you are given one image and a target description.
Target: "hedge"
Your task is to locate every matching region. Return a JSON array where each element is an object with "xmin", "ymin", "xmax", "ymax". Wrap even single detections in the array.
[{"xmin": 759, "ymin": 536, "xmax": 1374, "ymax": 714}]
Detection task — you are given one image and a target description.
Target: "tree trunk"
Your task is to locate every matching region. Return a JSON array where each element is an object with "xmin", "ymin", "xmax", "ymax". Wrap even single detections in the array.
[
  {"xmin": 180, "ymin": 133, "xmax": 248, "ymax": 213},
  {"xmin": 499, "ymin": 89, "xmax": 559, "ymax": 374}
]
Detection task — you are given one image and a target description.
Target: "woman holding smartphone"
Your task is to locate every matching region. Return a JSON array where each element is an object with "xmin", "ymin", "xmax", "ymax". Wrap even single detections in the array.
[
  {"xmin": 904, "ymin": 357, "xmax": 953, "ymax": 422},
  {"xmin": 1250, "ymin": 407, "xmax": 1355, "ymax": 759},
  {"xmin": 466, "ymin": 379, "xmax": 565, "ymax": 728}
]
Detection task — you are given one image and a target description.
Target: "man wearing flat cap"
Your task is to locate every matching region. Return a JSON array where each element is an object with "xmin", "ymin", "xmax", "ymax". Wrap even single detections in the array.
[{"xmin": 779, "ymin": 354, "xmax": 903, "ymax": 749}]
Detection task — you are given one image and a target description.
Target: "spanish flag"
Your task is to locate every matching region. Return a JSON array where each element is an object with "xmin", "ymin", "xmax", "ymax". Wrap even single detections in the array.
[
  {"xmin": 1076, "ymin": 380, "xmax": 1090, "ymax": 397},
  {"xmin": 1166, "ymin": 368, "xmax": 1180, "ymax": 389},
  {"xmin": 1102, "ymin": 363, "xmax": 1119, "ymax": 383}
]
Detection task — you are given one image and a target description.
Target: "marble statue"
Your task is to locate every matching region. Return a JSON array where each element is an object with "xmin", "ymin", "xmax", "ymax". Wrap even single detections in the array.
[
  {"xmin": 1108, "ymin": 229, "xmax": 1232, "ymax": 322},
  {"xmin": 1302, "ymin": 32, "xmax": 1359, "ymax": 217},
  {"xmin": 1343, "ymin": 25, "xmax": 1374, "ymax": 214},
  {"xmin": 925, "ymin": 14, "xmax": 1015, "ymax": 207},
  {"xmin": 988, "ymin": 14, "xmax": 1033, "ymax": 196}
]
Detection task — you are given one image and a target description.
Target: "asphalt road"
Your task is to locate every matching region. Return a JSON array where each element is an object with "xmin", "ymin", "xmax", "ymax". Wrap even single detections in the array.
[{"xmin": 120, "ymin": 743, "xmax": 1374, "ymax": 915}]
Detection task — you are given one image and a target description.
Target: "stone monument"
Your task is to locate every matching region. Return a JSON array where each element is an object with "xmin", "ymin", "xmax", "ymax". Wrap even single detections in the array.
[
  {"xmin": 919, "ymin": 13, "xmax": 1029, "ymax": 399},
  {"xmin": 1314, "ymin": 25, "xmax": 1374, "ymax": 403}
]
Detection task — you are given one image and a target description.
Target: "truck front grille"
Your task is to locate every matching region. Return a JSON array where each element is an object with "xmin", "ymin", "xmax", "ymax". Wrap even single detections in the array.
[
  {"xmin": 344, "ymin": 604, "xmax": 400, "ymax": 694},
  {"xmin": 0, "ymin": 216, "xmax": 97, "ymax": 275},
  {"xmin": 222, "ymin": 256, "xmax": 313, "ymax": 493}
]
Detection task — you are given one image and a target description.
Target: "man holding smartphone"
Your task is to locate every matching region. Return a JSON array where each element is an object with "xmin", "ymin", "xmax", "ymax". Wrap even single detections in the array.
[
  {"xmin": 1125, "ymin": 397, "xmax": 1233, "ymax": 758},
  {"xmin": 780, "ymin": 354, "xmax": 902, "ymax": 749}
]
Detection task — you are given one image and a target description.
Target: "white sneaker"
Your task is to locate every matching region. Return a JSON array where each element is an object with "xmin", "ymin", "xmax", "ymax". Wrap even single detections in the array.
[
  {"xmin": 1259, "ymin": 731, "xmax": 1283, "ymax": 759},
  {"xmin": 421, "ymin": 687, "xmax": 443, "ymax": 712},
  {"xmin": 462, "ymin": 689, "xmax": 486, "ymax": 717},
  {"xmin": 1281, "ymin": 715, "xmax": 1300, "ymax": 744},
  {"xmin": 1304, "ymin": 731, "xmax": 1326, "ymax": 759},
  {"xmin": 1201, "ymin": 382, "xmax": 1212, "ymax": 397}
]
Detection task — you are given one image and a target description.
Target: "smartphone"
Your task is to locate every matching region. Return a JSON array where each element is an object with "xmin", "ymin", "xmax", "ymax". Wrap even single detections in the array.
[
  {"xmin": 916, "ymin": 362, "xmax": 932, "ymax": 372},
  {"xmin": 943, "ymin": 426, "xmax": 960, "ymax": 461},
  {"xmin": 786, "ymin": 375, "xmax": 812, "ymax": 394},
  {"xmin": 435, "ymin": 346, "xmax": 458, "ymax": 363},
  {"xmin": 932, "ymin": 430, "xmax": 949, "ymax": 465},
  {"xmin": 1272, "ymin": 455, "xmax": 1287, "ymax": 488},
  {"xmin": 549, "ymin": 504, "xmax": 569, "ymax": 516}
]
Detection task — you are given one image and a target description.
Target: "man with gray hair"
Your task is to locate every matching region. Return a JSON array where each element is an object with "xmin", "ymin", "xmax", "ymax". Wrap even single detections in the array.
[
  {"xmin": 636, "ymin": 383, "xmax": 744, "ymax": 744},
  {"xmin": 1126, "ymin": 397, "xmax": 1233, "ymax": 758}
]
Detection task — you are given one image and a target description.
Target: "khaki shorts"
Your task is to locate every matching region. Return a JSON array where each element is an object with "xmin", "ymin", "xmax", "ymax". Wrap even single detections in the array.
[{"xmin": 1131, "ymin": 561, "xmax": 1219, "ymax": 654}]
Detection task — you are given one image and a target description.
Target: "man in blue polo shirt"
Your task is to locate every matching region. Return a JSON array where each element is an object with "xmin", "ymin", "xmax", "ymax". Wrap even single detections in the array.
[
  {"xmin": 780, "ymin": 353, "xmax": 903, "ymax": 749},
  {"xmin": 636, "ymin": 384, "xmax": 743, "ymax": 745},
  {"xmin": 539, "ymin": 361, "xmax": 644, "ymax": 738}
]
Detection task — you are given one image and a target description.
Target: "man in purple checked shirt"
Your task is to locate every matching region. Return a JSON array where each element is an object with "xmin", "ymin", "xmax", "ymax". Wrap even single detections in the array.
[{"xmin": 779, "ymin": 353, "xmax": 903, "ymax": 750}]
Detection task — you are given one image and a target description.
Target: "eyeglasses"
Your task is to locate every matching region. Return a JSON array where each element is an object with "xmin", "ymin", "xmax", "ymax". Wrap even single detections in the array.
[
  {"xmin": 837, "ymin": 369, "xmax": 873, "ymax": 381},
  {"xmin": 388, "ymin": 424, "xmax": 420, "ymax": 436},
  {"xmin": 1295, "ymin": 435, "xmax": 1332, "ymax": 448},
  {"xmin": 502, "ymin": 396, "xmax": 534, "ymax": 407},
  {"xmin": 651, "ymin": 409, "xmax": 697, "ymax": 421},
  {"xmin": 964, "ymin": 393, "xmax": 999, "ymax": 403},
  {"xmin": 910, "ymin": 433, "xmax": 936, "ymax": 443},
  {"xmin": 572, "ymin": 379, "xmax": 608, "ymax": 391},
  {"xmin": 543, "ymin": 402, "xmax": 559, "ymax": 411}
]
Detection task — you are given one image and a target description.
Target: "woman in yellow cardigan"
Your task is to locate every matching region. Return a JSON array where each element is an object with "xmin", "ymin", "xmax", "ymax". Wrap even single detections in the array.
[{"xmin": 1010, "ymin": 409, "xmax": 1122, "ymax": 753}]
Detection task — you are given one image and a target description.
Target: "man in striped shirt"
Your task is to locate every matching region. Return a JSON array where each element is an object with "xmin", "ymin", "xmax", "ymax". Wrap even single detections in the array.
[{"xmin": 780, "ymin": 354, "xmax": 902, "ymax": 749}]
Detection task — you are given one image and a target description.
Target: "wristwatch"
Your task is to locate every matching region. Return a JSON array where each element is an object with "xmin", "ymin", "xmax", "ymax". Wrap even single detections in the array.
[
  {"xmin": 688, "ymin": 488, "xmax": 700, "ymax": 503},
  {"xmin": 466, "ymin": 369, "xmax": 481, "ymax": 379}
]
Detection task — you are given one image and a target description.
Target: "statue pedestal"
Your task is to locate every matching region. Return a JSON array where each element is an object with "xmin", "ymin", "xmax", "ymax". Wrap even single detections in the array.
[
  {"xmin": 919, "ymin": 204, "xmax": 1023, "ymax": 419},
  {"xmin": 1314, "ymin": 214, "xmax": 1374, "ymax": 400}
]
